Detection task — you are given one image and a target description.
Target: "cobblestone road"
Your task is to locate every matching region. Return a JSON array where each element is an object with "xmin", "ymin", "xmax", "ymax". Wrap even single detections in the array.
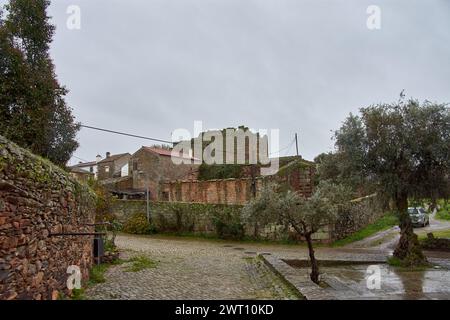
[
  {"xmin": 85, "ymin": 232, "xmax": 450, "ymax": 300},
  {"xmin": 86, "ymin": 234, "xmax": 303, "ymax": 300}
]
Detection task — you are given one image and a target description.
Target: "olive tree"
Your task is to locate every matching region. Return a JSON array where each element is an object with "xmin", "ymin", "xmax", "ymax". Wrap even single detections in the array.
[
  {"xmin": 243, "ymin": 181, "xmax": 349, "ymax": 284},
  {"xmin": 334, "ymin": 98, "xmax": 449, "ymax": 266}
]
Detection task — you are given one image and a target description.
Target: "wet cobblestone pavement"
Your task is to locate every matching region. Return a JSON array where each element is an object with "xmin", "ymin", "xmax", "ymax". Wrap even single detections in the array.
[
  {"xmin": 86, "ymin": 232, "xmax": 450, "ymax": 300},
  {"xmin": 286, "ymin": 263, "xmax": 450, "ymax": 300},
  {"xmin": 86, "ymin": 235, "xmax": 302, "ymax": 300}
]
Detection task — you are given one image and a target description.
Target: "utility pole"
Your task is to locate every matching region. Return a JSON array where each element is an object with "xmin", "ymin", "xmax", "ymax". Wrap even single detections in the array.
[
  {"xmin": 146, "ymin": 179, "xmax": 150, "ymax": 223},
  {"xmin": 138, "ymin": 171, "xmax": 150, "ymax": 223},
  {"xmin": 250, "ymin": 165, "xmax": 257, "ymax": 198},
  {"xmin": 295, "ymin": 133, "xmax": 299, "ymax": 157}
]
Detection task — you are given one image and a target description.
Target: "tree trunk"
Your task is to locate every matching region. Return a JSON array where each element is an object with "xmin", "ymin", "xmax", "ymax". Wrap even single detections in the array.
[
  {"xmin": 393, "ymin": 192, "xmax": 427, "ymax": 266},
  {"xmin": 305, "ymin": 233, "xmax": 320, "ymax": 284}
]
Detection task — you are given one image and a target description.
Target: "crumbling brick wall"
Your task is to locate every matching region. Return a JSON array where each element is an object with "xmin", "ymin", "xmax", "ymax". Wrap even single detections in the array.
[
  {"xmin": 0, "ymin": 136, "xmax": 96, "ymax": 300},
  {"xmin": 159, "ymin": 162, "xmax": 315, "ymax": 205},
  {"xmin": 160, "ymin": 178, "xmax": 262, "ymax": 205}
]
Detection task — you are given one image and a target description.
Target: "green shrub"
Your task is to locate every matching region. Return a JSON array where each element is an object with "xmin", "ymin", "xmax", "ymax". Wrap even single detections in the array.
[
  {"xmin": 123, "ymin": 212, "xmax": 156, "ymax": 234},
  {"xmin": 436, "ymin": 200, "xmax": 450, "ymax": 221},
  {"xmin": 212, "ymin": 216, "xmax": 245, "ymax": 240}
]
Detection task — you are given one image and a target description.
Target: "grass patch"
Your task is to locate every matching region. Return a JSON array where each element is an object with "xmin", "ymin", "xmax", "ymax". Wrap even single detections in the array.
[
  {"xmin": 88, "ymin": 263, "xmax": 110, "ymax": 285},
  {"xmin": 386, "ymin": 256, "xmax": 430, "ymax": 271},
  {"xmin": 125, "ymin": 255, "xmax": 157, "ymax": 272},
  {"xmin": 69, "ymin": 256, "xmax": 126, "ymax": 299},
  {"xmin": 436, "ymin": 209, "xmax": 450, "ymax": 221},
  {"xmin": 418, "ymin": 229, "xmax": 450, "ymax": 240},
  {"xmin": 70, "ymin": 288, "xmax": 86, "ymax": 300},
  {"xmin": 87, "ymin": 257, "xmax": 127, "ymax": 286},
  {"xmin": 332, "ymin": 212, "xmax": 398, "ymax": 247},
  {"xmin": 435, "ymin": 199, "xmax": 450, "ymax": 221}
]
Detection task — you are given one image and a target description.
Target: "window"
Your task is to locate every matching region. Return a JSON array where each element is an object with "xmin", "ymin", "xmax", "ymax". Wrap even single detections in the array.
[
  {"xmin": 105, "ymin": 166, "xmax": 110, "ymax": 173},
  {"xmin": 133, "ymin": 161, "xmax": 138, "ymax": 171},
  {"xmin": 90, "ymin": 166, "xmax": 94, "ymax": 173}
]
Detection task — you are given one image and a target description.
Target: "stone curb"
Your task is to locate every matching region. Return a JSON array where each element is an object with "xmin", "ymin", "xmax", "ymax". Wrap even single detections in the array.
[
  {"xmin": 259, "ymin": 254, "xmax": 336, "ymax": 300},
  {"xmin": 259, "ymin": 253, "xmax": 393, "ymax": 300}
]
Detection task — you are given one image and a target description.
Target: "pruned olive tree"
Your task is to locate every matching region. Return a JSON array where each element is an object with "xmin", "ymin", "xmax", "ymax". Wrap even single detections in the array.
[
  {"xmin": 243, "ymin": 181, "xmax": 350, "ymax": 284},
  {"xmin": 334, "ymin": 98, "xmax": 449, "ymax": 266}
]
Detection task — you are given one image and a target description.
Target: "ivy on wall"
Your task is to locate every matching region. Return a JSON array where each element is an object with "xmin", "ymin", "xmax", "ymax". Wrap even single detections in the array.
[{"xmin": 197, "ymin": 164, "xmax": 246, "ymax": 180}]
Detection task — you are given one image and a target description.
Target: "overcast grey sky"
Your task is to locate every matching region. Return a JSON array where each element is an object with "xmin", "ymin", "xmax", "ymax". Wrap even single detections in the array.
[{"xmin": 19, "ymin": 0, "xmax": 450, "ymax": 164}]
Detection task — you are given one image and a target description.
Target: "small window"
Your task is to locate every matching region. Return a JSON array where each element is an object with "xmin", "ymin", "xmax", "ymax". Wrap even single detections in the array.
[
  {"xmin": 90, "ymin": 166, "xmax": 94, "ymax": 173},
  {"xmin": 133, "ymin": 161, "xmax": 138, "ymax": 171},
  {"xmin": 105, "ymin": 166, "xmax": 110, "ymax": 173}
]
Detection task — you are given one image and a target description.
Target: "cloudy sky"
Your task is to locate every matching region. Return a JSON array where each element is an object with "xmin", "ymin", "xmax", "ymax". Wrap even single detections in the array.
[{"xmin": 16, "ymin": 0, "xmax": 450, "ymax": 164}]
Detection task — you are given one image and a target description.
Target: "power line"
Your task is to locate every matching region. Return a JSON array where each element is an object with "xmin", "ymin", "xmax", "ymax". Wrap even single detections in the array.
[
  {"xmin": 80, "ymin": 124, "xmax": 173, "ymax": 145},
  {"xmin": 72, "ymin": 155, "xmax": 89, "ymax": 163},
  {"xmin": 270, "ymin": 138, "xmax": 295, "ymax": 156},
  {"xmin": 80, "ymin": 124, "xmax": 296, "ymax": 159}
]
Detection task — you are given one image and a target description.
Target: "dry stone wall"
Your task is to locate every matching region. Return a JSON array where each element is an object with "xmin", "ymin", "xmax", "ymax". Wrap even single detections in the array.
[{"xmin": 0, "ymin": 136, "xmax": 96, "ymax": 300}]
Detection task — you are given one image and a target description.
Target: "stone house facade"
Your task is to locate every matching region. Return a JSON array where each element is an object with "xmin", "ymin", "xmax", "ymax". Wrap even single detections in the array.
[
  {"xmin": 97, "ymin": 152, "xmax": 131, "ymax": 181},
  {"xmin": 188, "ymin": 127, "xmax": 268, "ymax": 165},
  {"xmin": 69, "ymin": 166, "xmax": 95, "ymax": 183},
  {"xmin": 68, "ymin": 154, "xmax": 102, "ymax": 180},
  {"xmin": 129, "ymin": 147, "xmax": 200, "ymax": 200}
]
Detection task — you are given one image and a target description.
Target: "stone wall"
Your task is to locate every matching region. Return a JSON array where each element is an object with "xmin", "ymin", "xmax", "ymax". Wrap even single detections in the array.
[
  {"xmin": 112, "ymin": 200, "xmax": 332, "ymax": 242},
  {"xmin": 331, "ymin": 194, "xmax": 385, "ymax": 240},
  {"xmin": 0, "ymin": 136, "xmax": 96, "ymax": 300},
  {"xmin": 160, "ymin": 160, "xmax": 315, "ymax": 205},
  {"xmin": 113, "ymin": 193, "xmax": 384, "ymax": 243}
]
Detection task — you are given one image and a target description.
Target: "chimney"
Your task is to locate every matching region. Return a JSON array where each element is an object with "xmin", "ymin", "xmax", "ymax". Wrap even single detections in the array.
[
  {"xmin": 96, "ymin": 154, "xmax": 102, "ymax": 163},
  {"xmin": 106, "ymin": 152, "xmax": 111, "ymax": 158}
]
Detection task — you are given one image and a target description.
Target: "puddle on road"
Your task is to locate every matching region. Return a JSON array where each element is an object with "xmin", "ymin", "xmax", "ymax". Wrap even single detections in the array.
[{"xmin": 285, "ymin": 260, "xmax": 450, "ymax": 299}]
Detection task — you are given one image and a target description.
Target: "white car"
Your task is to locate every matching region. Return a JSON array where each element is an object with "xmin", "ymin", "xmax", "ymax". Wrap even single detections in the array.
[{"xmin": 408, "ymin": 207, "xmax": 430, "ymax": 227}]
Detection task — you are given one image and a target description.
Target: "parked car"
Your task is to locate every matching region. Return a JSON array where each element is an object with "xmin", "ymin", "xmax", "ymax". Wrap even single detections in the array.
[{"xmin": 408, "ymin": 207, "xmax": 430, "ymax": 227}]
